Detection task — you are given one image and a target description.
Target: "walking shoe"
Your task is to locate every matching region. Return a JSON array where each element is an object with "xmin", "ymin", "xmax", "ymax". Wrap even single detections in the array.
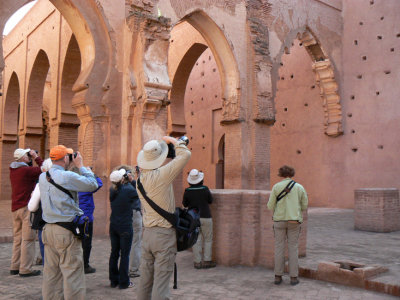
[
  {"xmin": 19, "ymin": 270, "xmax": 41, "ymax": 277},
  {"xmin": 274, "ymin": 275, "xmax": 283, "ymax": 285},
  {"xmin": 202, "ymin": 261, "xmax": 216, "ymax": 269},
  {"xmin": 84, "ymin": 265, "xmax": 96, "ymax": 274},
  {"xmin": 119, "ymin": 282, "xmax": 134, "ymax": 289},
  {"xmin": 194, "ymin": 262, "xmax": 202, "ymax": 269},
  {"xmin": 10, "ymin": 270, "xmax": 19, "ymax": 275},
  {"xmin": 129, "ymin": 270, "xmax": 140, "ymax": 278},
  {"xmin": 290, "ymin": 277, "xmax": 299, "ymax": 286},
  {"xmin": 110, "ymin": 282, "xmax": 118, "ymax": 288}
]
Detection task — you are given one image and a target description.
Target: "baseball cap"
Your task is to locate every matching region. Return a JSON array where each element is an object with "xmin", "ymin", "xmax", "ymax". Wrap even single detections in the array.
[
  {"xmin": 49, "ymin": 145, "xmax": 74, "ymax": 161},
  {"xmin": 14, "ymin": 148, "xmax": 30, "ymax": 161}
]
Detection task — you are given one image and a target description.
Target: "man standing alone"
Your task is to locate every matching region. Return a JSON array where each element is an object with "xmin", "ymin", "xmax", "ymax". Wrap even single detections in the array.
[
  {"xmin": 9, "ymin": 148, "xmax": 43, "ymax": 277},
  {"xmin": 40, "ymin": 145, "xmax": 98, "ymax": 300}
]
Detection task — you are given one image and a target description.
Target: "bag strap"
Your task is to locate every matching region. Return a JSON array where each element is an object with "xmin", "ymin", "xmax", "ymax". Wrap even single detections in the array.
[
  {"xmin": 276, "ymin": 180, "xmax": 296, "ymax": 202},
  {"xmin": 136, "ymin": 177, "xmax": 177, "ymax": 227},
  {"xmin": 46, "ymin": 171, "xmax": 73, "ymax": 199}
]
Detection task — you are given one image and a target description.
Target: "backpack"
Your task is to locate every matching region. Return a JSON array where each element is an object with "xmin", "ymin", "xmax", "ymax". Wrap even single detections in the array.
[
  {"xmin": 136, "ymin": 177, "xmax": 200, "ymax": 252},
  {"xmin": 30, "ymin": 203, "xmax": 46, "ymax": 230}
]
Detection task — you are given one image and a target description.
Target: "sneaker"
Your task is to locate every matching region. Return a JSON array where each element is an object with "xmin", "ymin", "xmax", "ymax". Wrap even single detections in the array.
[
  {"xmin": 194, "ymin": 262, "xmax": 202, "ymax": 269},
  {"xmin": 10, "ymin": 270, "xmax": 19, "ymax": 275},
  {"xmin": 19, "ymin": 270, "xmax": 41, "ymax": 277},
  {"xmin": 84, "ymin": 265, "xmax": 96, "ymax": 274},
  {"xmin": 202, "ymin": 261, "xmax": 216, "ymax": 269},
  {"xmin": 274, "ymin": 275, "xmax": 283, "ymax": 285},
  {"xmin": 119, "ymin": 282, "xmax": 134, "ymax": 289},
  {"xmin": 290, "ymin": 277, "xmax": 299, "ymax": 286}
]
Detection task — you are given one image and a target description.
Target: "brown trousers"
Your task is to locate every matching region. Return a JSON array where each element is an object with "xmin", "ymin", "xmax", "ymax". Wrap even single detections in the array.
[
  {"xmin": 273, "ymin": 221, "xmax": 301, "ymax": 277},
  {"xmin": 137, "ymin": 227, "xmax": 176, "ymax": 300},
  {"xmin": 10, "ymin": 206, "xmax": 36, "ymax": 274},
  {"xmin": 42, "ymin": 224, "xmax": 85, "ymax": 300}
]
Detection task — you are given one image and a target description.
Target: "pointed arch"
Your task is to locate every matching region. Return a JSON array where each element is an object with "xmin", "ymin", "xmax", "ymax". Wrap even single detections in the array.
[
  {"xmin": 274, "ymin": 27, "xmax": 343, "ymax": 137},
  {"xmin": 3, "ymin": 72, "xmax": 20, "ymax": 139},
  {"xmin": 183, "ymin": 10, "xmax": 241, "ymax": 123}
]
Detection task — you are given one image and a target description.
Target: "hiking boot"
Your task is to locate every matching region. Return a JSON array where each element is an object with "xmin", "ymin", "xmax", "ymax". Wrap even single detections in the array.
[
  {"xmin": 290, "ymin": 277, "xmax": 299, "ymax": 286},
  {"xmin": 202, "ymin": 261, "xmax": 216, "ymax": 269},
  {"xmin": 274, "ymin": 275, "xmax": 283, "ymax": 285},
  {"xmin": 84, "ymin": 265, "xmax": 96, "ymax": 274},
  {"xmin": 194, "ymin": 262, "xmax": 202, "ymax": 269},
  {"xmin": 19, "ymin": 270, "xmax": 41, "ymax": 277}
]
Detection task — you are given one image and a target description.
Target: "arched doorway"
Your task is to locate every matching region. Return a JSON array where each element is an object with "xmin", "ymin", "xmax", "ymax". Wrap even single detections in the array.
[
  {"xmin": 168, "ymin": 20, "xmax": 226, "ymax": 196},
  {"xmin": 25, "ymin": 49, "xmax": 50, "ymax": 155},
  {"xmin": 1, "ymin": 72, "xmax": 20, "ymax": 199},
  {"xmin": 59, "ymin": 34, "xmax": 81, "ymax": 150}
]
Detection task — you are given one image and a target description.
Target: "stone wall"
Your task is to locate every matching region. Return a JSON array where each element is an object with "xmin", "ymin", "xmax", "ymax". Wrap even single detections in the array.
[{"xmin": 210, "ymin": 189, "xmax": 307, "ymax": 267}]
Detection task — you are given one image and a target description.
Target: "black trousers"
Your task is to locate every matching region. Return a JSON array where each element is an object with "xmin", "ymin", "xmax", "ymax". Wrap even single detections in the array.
[{"xmin": 82, "ymin": 221, "xmax": 93, "ymax": 267}]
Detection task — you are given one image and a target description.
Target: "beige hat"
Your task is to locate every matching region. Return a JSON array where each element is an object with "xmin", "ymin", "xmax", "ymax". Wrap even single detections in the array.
[
  {"xmin": 110, "ymin": 169, "xmax": 126, "ymax": 183},
  {"xmin": 14, "ymin": 148, "xmax": 30, "ymax": 161},
  {"xmin": 137, "ymin": 140, "xmax": 168, "ymax": 170},
  {"xmin": 187, "ymin": 169, "xmax": 204, "ymax": 185}
]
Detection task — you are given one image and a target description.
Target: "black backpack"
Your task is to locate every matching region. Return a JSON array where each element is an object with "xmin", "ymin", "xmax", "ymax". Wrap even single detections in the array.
[
  {"xmin": 30, "ymin": 202, "xmax": 46, "ymax": 230},
  {"xmin": 136, "ymin": 177, "xmax": 201, "ymax": 252}
]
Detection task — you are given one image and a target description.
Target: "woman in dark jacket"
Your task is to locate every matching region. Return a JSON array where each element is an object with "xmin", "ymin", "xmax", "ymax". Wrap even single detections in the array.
[
  {"xmin": 108, "ymin": 168, "xmax": 137, "ymax": 289},
  {"xmin": 183, "ymin": 169, "xmax": 216, "ymax": 269}
]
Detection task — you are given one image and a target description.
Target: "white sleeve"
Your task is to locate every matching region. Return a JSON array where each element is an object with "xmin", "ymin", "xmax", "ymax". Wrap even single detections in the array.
[{"xmin": 28, "ymin": 184, "xmax": 41, "ymax": 212}]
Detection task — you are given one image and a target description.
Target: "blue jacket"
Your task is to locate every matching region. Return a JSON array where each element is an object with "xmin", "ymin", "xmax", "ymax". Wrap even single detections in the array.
[{"xmin": 78, "ymin": 176, "xmax": 103, "ymax": 222}]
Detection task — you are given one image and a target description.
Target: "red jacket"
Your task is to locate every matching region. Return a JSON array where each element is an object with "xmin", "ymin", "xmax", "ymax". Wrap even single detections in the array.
[{"xmin": 10, "ymin": 157, "xmax": 43, "ymax": 212}]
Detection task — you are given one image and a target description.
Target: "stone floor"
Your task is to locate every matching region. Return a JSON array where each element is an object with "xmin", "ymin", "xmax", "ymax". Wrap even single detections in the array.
[{"xmin": 0, "ymin": 207, "xmax": 399, "ymax": 299}]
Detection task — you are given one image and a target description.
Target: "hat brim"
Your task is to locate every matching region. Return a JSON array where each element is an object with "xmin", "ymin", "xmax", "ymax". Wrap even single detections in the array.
[
  {"xmin": 137, "ymin": 140, "xmax": 169, "ymax": 170},
  {"xmin": 15, "ymin": 149, "xmax": 30, "ymax": 160},
  {"xmin": 187, "ymin": 172, "xmax": 204, "ymax": 185}
]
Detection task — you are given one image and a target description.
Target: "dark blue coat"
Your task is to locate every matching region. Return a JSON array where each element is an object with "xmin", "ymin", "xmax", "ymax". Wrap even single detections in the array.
[{"xmin": 78, "ymin": 176, "xmax": 103, "ymax": 222}]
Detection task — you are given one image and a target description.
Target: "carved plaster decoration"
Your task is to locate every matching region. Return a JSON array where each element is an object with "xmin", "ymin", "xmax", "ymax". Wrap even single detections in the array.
[
  {"xmin": 142, "ymin": 82, "xmax": 171, "ymax": 119},
  {"xmin": 299, "ymin": 31, "xmax": 343, "ymax": 137}
]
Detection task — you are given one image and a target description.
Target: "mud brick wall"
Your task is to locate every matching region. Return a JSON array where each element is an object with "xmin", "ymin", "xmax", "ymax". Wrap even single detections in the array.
[
  {"xmin": 210, "ymin": 189, "xmax": 307, "ymax": 268},
  {"xmin": 354, "ymin": 188, "xmax": 400, "ymax": 233}
]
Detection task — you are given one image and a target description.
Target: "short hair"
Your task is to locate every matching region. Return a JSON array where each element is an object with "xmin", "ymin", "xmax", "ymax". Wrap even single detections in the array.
[{"xmin": 278, "ymin": 165, "xmax": 295, "ymax": 178}]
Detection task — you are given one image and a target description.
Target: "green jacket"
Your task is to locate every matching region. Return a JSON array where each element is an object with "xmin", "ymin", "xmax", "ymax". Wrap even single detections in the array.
[{"xmin": 267, "ymin": 178, "xmax": 308, "ymax": 222}]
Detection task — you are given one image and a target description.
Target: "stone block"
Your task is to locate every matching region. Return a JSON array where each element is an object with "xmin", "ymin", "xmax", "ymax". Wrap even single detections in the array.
[{"xmin": 354, "ymin": 188, "xmax": 400, "ymax": 232}]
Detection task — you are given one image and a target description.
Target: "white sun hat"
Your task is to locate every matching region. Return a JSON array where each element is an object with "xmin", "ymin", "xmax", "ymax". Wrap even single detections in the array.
[
  {"xmin": 110, "ymin": 169, "xmax": 126, "ymax": 183},
  {"xmin": 14, "ymin": 148, "xmax": 30, "ymax": 161},
  {"xmin": 137, "ymin": 140, "xmax": 168, "ymax": 170},
  {"xmin": 187, "ymin": 169, "xmax": 204, "ymax": 185}
]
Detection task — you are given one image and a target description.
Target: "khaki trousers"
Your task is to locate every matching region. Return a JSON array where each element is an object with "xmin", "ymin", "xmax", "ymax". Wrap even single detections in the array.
[
  {"xmin": 137, "ymin": 227, "xmax": 176, "ymax": 300},
  {"xmin": 130, "ymin": 210, "xmax": 143, "ymax": 272},
  {"xmin": 42, "ymin": 224, "xmax": 85, "ymax": 300},
  {"xmin": 193, "ymin": 218, "xmax": 213, "ymax": 263},
  {"xmin": 10, "ymin": 206, "xmax": 36, "ymax": 274},
  {"xmin": 273, "ymin": 221, "xmax": 301, "ymax": 277}
]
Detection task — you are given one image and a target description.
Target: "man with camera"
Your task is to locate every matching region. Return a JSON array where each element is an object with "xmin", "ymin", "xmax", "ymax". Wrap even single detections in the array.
[
  {"xmin": 39, "ymin": 145, "xmax": 98, "ymax": 300},
  {"xmin": 136, "ymin": 136, "xmax": 191, "ymax": 300},
  {"xmin": 9, "ymin": 148, "xmax": 43, "ymax": 277}
]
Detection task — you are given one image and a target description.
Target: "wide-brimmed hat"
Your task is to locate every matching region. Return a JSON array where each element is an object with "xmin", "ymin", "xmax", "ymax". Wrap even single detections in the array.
[
  {"xmin": 137, "ymin": 140, "xmax": 168, "ymax": 170},
  {"xmin": 49, "ymin": 145, "xmax": 73, "ymax": 161},
  {"xmin": 110, "ymin": 169, "xmax": 126, "ymax": 183},
  {"xmin": 187, "ymin": 169, "xmax": 204, "ymax": 185},
  {"xmin": 14, "ymin": 148, "xmax": 30, "ymax": 161}
]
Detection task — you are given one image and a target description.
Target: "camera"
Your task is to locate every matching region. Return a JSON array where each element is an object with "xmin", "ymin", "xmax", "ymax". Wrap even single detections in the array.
[
  {"xmin": 27, "ymin": 150, "xmax": 38, "ymax": 158},
  {"xmin": 123, "ymin": 170, "xmax": 131, "ymax": 180},
  {"xmin": 167, "ymin": 136, "xmax": 189, "ymax": 159},
  {"xmin": 68, "ymin": 152, "xmax": 78, "ymax": 160}
]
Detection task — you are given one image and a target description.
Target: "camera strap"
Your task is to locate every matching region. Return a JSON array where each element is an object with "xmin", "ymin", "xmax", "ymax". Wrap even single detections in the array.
[
  {"xmin": 46, "ymin": 171, "xmax": 73, "ymax": 199},
  {"xmin": 276, "ymin": 180, "xmax": 296, "ymax": 202},
  {"xmin": 136, "ymin": 177, "xmax": 177, "ymax": 227}
]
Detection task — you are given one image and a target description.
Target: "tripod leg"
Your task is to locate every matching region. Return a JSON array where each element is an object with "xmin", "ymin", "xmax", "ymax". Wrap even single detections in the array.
[{"xmin": 173, "ymin": 262, "xmax": 177, "ymax": 289}]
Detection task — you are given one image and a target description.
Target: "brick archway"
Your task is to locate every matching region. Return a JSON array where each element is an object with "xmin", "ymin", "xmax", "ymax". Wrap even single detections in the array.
[
  {"xmin": 1, "ymin": 72, "xmax": 20, "ymax": 199},
  {"xmin": 274, "ymin": 28, "xmax": 343, "ymax": 137}
]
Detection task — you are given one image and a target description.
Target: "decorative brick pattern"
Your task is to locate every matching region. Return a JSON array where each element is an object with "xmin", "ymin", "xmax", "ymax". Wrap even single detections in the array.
[{"xmin": 354, "ymin": 188, "xmax": 400, "ymax": 233}]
